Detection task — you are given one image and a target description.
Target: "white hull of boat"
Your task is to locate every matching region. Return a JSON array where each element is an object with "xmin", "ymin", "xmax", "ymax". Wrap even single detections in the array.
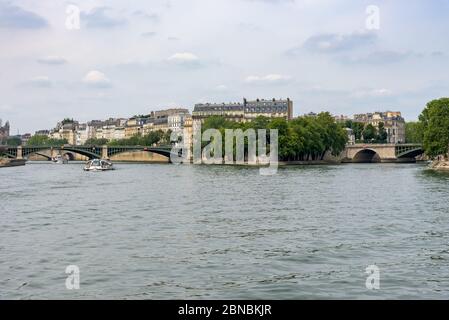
[{"xmin": 83, "ymin": 159, "xmax": 114, "ymax": 171}]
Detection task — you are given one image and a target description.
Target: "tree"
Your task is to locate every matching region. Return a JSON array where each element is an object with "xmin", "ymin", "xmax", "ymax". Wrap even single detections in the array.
[
  {"xmin": 345, "ymin": 120, "xmax": 364, "ymax": 141},
  {"xmin": 419, "ymin": 98, "xmax": 449, "ymax": 158},
  {"xmin": 162, "ymin": 129, "xmax": 173, "ymax": 144},
  {"xmin": 107, "ymin": 130, "xmax": 168, "ymax": 147},
  {"xmin": 377, "ymin": 122, "xmax": 388, "ymax": 143},
  {"xmin": 405, "ymin": 121, "xmax": 424, "ymax": 143},
  {"xmin": 140, "ymin": 130, "xmax": 164, "ymax": 146},
  {"xmin": 6, "ymin": 136, "xmax": 22, "ymax": 146},
  {"xmin": 84, "ymin": 138, "xmax": 109, "ymax": 146},
  {"xmin": 362, "ymin": 124, "xmax": 377, "ymax": 143},
  {"xmin": 27, "ymin": 135, "xmax": 68, "ymax": 146},
  {"xmin": 192, "ymin": 114, "xmax": 349, "ymax": 162}
]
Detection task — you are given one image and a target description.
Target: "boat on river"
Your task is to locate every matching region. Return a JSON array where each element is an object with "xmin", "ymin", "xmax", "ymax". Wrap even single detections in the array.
[
  {"xmin": 83, "ymin": 159, "xmax": 114, "ymax": 171},
  {"xmin": 52, "ymin": 155, "xmax": 68, "ymax": 164}
]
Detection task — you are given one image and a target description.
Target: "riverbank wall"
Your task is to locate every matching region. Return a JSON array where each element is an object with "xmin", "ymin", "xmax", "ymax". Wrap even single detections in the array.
[
  {"xmin": 0, "ymin": 158, "xmax": 26, "ymax": 168},
  {"xmin": 27, "ymin": 150, "xmax": 169, "ymax": 163},
  {"xmin": 430, "ymin": 159, "xmax": 449, "ymax": 171}
]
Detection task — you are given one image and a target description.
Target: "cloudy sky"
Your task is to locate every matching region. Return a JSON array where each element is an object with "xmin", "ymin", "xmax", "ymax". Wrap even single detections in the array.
[{"xmin": 1, "ymin": 0, "xmax": 448, "ymax": 133}]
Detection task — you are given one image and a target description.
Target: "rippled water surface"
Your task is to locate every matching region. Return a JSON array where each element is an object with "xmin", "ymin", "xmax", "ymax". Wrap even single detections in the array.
[{"xmin": 1, "ymin": 162, "xmax": 449, "ymax": 299}]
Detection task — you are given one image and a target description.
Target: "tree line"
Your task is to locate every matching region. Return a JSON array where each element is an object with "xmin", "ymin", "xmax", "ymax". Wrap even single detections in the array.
[
  {"xmin": 201, "ymin": 113, "xmax": 348, "ymax": 161},
  {"xmin": 85, "ymin": 129, "xmax": 172, "ymax": 147},
  {"xmin": 26, "ymin": 135, "xmax": 68, "ymax": 146},
  {"xmin": 406, "ymin": 98, "xmax": 449, "ymax": 158}
]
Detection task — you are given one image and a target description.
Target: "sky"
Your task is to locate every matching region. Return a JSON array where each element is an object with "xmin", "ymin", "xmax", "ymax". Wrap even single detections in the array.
[{"xmin": 1, "ymin": 0, "xmax": 449, "ymax": 134}]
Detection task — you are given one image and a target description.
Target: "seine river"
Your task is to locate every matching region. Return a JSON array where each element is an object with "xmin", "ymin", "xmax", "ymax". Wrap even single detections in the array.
[{"xmin": 1, "ymin": 162, "xmax": 449, "ymax": 299}]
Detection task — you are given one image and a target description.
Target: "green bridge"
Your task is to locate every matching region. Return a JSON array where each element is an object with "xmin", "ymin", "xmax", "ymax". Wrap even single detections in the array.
[
  {"xmin": 1, "ymin": 143, "xmax": 424, "ymax": 163},
  {"xmin": 0, "ymin": 145, "xmax": 178, "ymax": 161}
]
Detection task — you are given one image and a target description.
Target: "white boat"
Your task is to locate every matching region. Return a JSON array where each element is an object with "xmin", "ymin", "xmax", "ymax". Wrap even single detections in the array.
[
  {"xmin": 52, "ymin": 155, "xmax": 68, "ymax": 164},
  {"xmin": 83, "ymin": 159, "xmax": 114, "ymax": 171}
]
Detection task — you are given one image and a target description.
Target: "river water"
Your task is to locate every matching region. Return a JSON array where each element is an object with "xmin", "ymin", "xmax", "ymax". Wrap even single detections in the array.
[{"xmin": 1, "ymin": 162, "xmax": 449, "ymax": 299}]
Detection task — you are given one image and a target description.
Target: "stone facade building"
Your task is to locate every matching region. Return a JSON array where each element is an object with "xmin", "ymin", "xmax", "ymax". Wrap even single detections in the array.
[
  {"xmin": 192, "ymin": 98, "xmax": 293, "ymax": 123},
  {"xmin": 0, "ymin": 119, "xmax": 10, "ymax": 144},
  {"xmin": 353, "ymin": 111, "xmax": 405, "ymax": 144},
  {"xmin": 49, "ymin": 120, "xmax": 79, "ymax": 145}
]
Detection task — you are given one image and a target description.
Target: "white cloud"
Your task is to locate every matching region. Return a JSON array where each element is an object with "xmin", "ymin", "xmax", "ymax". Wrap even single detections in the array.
[
  {"xmin": 167, "ymin": 52, "xmax": 200, "ymax": 64},
  {"xmin": 0, "ymin": 2, "xmax": 48, "ymax": 29},
  {"xmin": 342, "ymin": 51, "xmax": 413, "ymax": 65},
  {"xmin": 352, "ymin": 88, "xmax": 393, "ymax": 98},
  {"xmin": 0, "ymin": 104, "xmax": 13, "ymax": 111},
  {"xmin": 214, "ymin": 84, "xmax": 228, "ymax": 91},
  {"xmin": 81, "ymin": 7, "xmax": 127, "ymax": 29},
  {"xmin": 83, "ymin": 70, "xmax": 111, "ymax": 88},
  {"xmin": 302, "ymin": 32, "xmax": 377, "ymax": 54},
  {"xmin": 245, "ymin": 74, "xmax": 292, "ymax": 84},
  {"xmin": 141, "ymin": 31, "xmax": 156, "ymax": 38},
  {"xmin": 37, "ymin": 56, "xmax": 67, "ymax": 65},
  {"xmin": 27, "ymin": 76, "xmax": 52, "ymax": 87}
]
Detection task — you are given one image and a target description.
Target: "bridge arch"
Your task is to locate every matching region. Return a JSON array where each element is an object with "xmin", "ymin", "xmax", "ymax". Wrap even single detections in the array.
[
  {"xmin": 24, "ymin": 147, "xmax": 100, "ymax": 160},
  {"xmin": 34, "ymin": 152, "xmax": 52, "ymax": 161},
  {"xmin": 62, "ymin": 152, "xmax": 75, "ymax": 161},
  {"xmin": 353, "ymin": 149, "xmax": 381, "ymax": 163},
  {"xmin": 396, "ymin": 148, "xmax": 424, "ymax": 159},
  {"xmin": 2, "ymin": 152, "xmax": 15, "ymax": 158},
  {"xmin": 56, "ymin": 147, "xmax": 100, "ymax": 159},
  {"xmin": 107, "ymin": 146, "xmax": 176, "ymax": 160}
]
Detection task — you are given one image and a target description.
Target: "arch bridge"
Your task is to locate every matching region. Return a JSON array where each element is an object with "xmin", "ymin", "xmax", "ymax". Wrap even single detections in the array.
[
  {"xmin": 345, "ymin": 144, "xmax": 424, "ymax": 163},
  {"xmin": 0, "ymin": 145, "xmax": 179, "ymax": 161}
]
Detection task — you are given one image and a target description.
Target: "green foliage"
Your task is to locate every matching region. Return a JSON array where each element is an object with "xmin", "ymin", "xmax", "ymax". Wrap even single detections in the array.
[
  {"xmin": 345, "ymin": 120, "xmax": 388, "ymax": 143},
  {"xmin": 27, "ymin": 135, "xmax": 68, "ymax": 146},
  {"xmin": 6, "ymin": 136, "xmax": 22, "ymax": 146},
  {"xmin": 344, "ymin": 120, "xmax": 364, "ymax": 141},
  {"xmin": 419, "ymin": 98, "xmax": 449, "ymax": 158},
  {"xmin": 405, "ymin": 122, "xmax": 424, "ymax": 143},
  {"xmin": 84, "ymin": 138, "xmax": 109, "ymax": 146},
  {"xmin": 200, "ymin": 114, "xmax": 348, "ymax": 161},
  {"xmin": 362, "ymin": 124, "xmax": 377, "ymax": 142},
  {"xmin": 107, "ymin": 130, "xmax": 169, "ymax": 146},
  {"xmin": 61, "ymin": 118, "xmax": 75, "ymax": 125},
  {"xmin": 202, "ymin": 116, "xmax": 238, "ymax": 131},
  {"xmin": 377, "ymin": 122, "xmax": 388, "ymax": 143}
]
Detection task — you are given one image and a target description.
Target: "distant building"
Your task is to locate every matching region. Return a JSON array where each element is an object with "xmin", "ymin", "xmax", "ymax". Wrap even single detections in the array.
[
  {"xmin": 192, "ymin": 98, "xmax": 293, "ymax": 124},
  {"xmin": 0, "ymin": 119, "xmax": 10, "ymax": 144},
  {"xmin": 70, "ymin": 118, "xmax": 127, "ymax": 144},
  {"xmin": 334, "ymin": 114, "xmax": 350, "ymax": 123},
  {"xmin": 139, "ymin": 108, "xmax": 190, "ymax": 136},
  {"xmin": 353, "ymin": 111, "xmax": 405, "ymax": 144},
  {"xmin": 20, "ymin": 133, "xmax": 32, "ymax": 144},
  {"xmin": 35, "ymin": 130, "xmax": 50, "ymax": 136},
  {"xmin": 345, "ymin": 128, "xmax": 356, "ymax": 145},
  {"xmin": 304, "ymin": 112, "xmax": 317, "ymax": 118},
  {"xmin": 125, "ymin": 116, "xmax": 149, "ymax": 138},
  {"xmin": 168, "ymin": 109, "xmax": 190, "ymax": 132},
  {"xmin": 50, "ymin": 120, "xmax": 79, "ymax": 145}
]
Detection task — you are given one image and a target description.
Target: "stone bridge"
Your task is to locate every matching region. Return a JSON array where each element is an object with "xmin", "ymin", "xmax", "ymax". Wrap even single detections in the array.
[
  {"xmin": 344, "ymin": 144, "xmax": 424, "ymax": 163},
  {"xmin": 0, "ymin": 145, "xmax": 178, "ymax": 161}
]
